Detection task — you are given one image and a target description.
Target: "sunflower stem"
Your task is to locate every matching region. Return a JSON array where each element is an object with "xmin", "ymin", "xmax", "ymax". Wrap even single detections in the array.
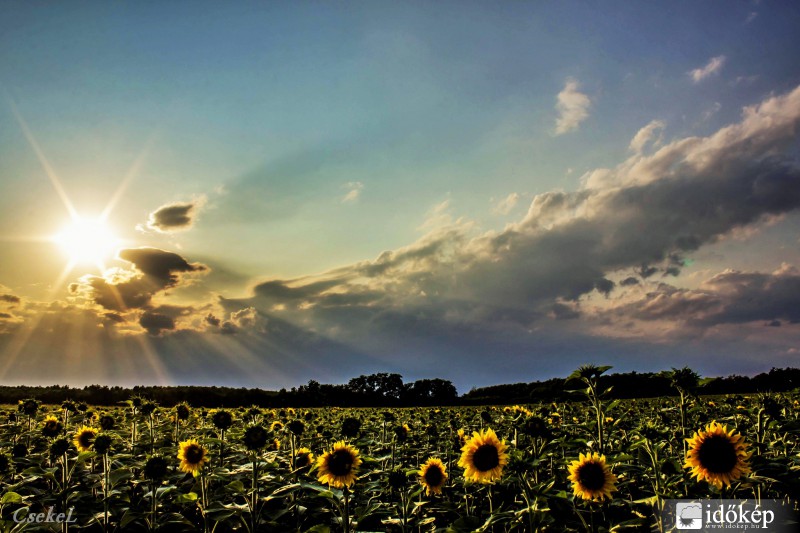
[
  {"xmin": 251, "ymin": 452, "xmax": 259, "ymax": 533},
  {"xmin": 103, "ymin": 453, "xmax": 110, "ymax": 532},
  {"xmin": 150, "ymin": 480, "xmax": 157, "ymax": 531},
  {"xmin": 342, "ymin": 486, "xmax": 351, "ymax": 533}
]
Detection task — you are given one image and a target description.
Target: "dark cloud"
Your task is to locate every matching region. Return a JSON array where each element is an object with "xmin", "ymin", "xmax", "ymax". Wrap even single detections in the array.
[
  {"xmin": 104, "ymin": 312, "xmax": 125, "ymax": 323},
  {"xmin": 139, "ymin": 311, "xmax": 175, "ymax": 336},
  {"xmin": 205, "ymin": 314, "xmax": 221, "ymax": 327},
  {"xmin": 0, "ymin": 312, "xmax": 12, "ymax": 319},
  {"xmin": 607, "ymin": 264, "xmax": 800, "ymax": 328},
  {"xmin": 80, "ymin": 248, "xmax": 208, "ymax": 312},
  {"xmin": 119, "ymin": 248, "xmax": 207, "ymax": 287},
  {"xmin": 0, "ymin": 294, "xmax": 20, "ymax": 304},
  {"xmin": 146, "ymin": 198, "xmax": 205, "ymax": 233},
  {"xmin": 620, "ymin": 277, "xmax": 640, "ymax": 286}
]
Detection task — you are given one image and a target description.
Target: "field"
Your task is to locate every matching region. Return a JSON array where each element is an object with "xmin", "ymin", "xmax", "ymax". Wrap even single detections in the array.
[{"xmin": 0, "ymin": 373, "xmax": 798, "ymax": 531}]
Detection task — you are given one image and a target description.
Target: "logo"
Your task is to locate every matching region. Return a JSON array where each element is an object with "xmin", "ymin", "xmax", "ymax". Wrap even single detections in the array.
[
  {"xmin": 675, "ymin": 502, "xmax": 703, "ymax": 529},
  {"xmin": 665, "ymin": 500, "xmax": 789, "ymax": 531}
]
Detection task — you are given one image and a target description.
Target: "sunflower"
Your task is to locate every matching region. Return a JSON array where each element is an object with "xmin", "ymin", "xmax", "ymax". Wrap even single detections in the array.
[
  {"xmin": 270, "ymin": 420, "xmax": 283, "ymax": 432},
  {"xmin": 458, "ymin": 428, "xmax": 509, "ymax": 484},
  {"xmin": 684, "ymin": 421, "xmax": 751, "ymax": 488},
  {"xmin": 294, "ymin": 447, "xmax": 315, "ymax": 469},
  {"xmin": 41, "ymin": 415, "xmax": 63, "ymax": 438},
  {"xmin": 243, "ymin": 425, "xmax": 269, "ymax": 450},
  {"xmin": 73, "ymin": 426, "xmax": 97, "ymax": 452},
  {"xmin": 316, "ymin": 441, "xmax": 361, "ymax": 488},
  {"xmin": 418, "ymin": 457, "xmax": 448, "ymax": 496},
  {"xmin": 178, "ymin": 439, "xmax": 210, "ymax": 475},
  {"xmin": 567, "ymin": 453, "xmax": 618, "ymax": 501}
]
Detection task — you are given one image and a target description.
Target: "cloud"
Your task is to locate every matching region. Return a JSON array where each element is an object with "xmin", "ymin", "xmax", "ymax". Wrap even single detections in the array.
[
  {"xmin": 145, "ymin": 196, "xmax": 206, "ymax": 233},
  {"xmin": 629, "ymin": 120, "xmax": 665, "ymax": 153},
  {"xmin": 607, "ymin": 264, "xmax": 800, "ymax": 329},
  {"xmin": 77, "ymin": 248, "xmax": 208, "ymax": 312},
  {"xmin": 6, "ymin": 84, "xmax": 800, "ymax": 389},
  {"xmin": 554, "ymin": 79, "xmax": 591, "ymax": 135},
  {"xmin": 232, "ymin": 84, "xmax": 800, "ymax": 338},
  {"xmin": 341, "ymin": 182, "xmax": 364, "ymax": 203},
  {"xmin": 0, "ymin": 294, "xmax": 21, "ymax": 305},
  {"xmin": 689, "ymin": 55, "xmax": 726, "ymax": 83},
  {"xmin": 139, "ymin": 311, "xmax": 175, "ymax": 336},
  {"xmin": 492, "ymin": 193, "xmax": 520, "ymax": 215}
]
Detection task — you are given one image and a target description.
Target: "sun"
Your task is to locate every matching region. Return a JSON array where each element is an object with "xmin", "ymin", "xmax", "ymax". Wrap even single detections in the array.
[{"xmin": 53, "ymin": 216, "xmax": 121, "ymax": 267}]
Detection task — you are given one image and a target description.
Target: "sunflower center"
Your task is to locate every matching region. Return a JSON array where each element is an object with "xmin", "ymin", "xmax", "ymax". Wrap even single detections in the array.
[
  {"xmin": 327, "ymin": 449, "xmax": 354, "ymax": 476},
  {"xmin": 472, "ymin": 444, "xmax": 500, "ymax": 472},
  {"xmin": 424, "ymin": 465, "xmax": 445, "ymax": 487},
  {"xmin": 79, "ymin": 431, "xmax": 96, "ymax": 449},
  {"xmin": 185, "ymin": 444, "xmax": 205, "ymax": 464},
  {"xmin": 296, "ymin": 453, "xmax": 311, "ymax": 468},
  {"xmin": 697, "ymin": 434, "xmax": 738, "ymax": 473},
  {"xmin": 576, "ymin": 461, "xmax": 607, "ymax": 491}
]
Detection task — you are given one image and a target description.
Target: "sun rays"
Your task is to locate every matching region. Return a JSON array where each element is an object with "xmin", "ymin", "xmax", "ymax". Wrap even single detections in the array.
[{"xmin": 0, "ymin": 95, "xmax": 171, "ymax": 383}]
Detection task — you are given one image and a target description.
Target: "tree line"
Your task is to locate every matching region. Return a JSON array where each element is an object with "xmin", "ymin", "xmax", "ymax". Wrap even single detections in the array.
[{"xmin": 0, "ymin": 367, "xmax": 797, "ymax": 407}]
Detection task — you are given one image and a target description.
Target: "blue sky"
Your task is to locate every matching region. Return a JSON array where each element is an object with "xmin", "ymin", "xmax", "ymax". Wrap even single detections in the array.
[{"xmin": 1, "ymin": 1, "xmax": 800, "ymax": 392}]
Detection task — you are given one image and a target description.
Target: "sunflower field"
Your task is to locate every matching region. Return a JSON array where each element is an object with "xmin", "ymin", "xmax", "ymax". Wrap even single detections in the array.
[{"xmin": 0, "ymin": 367, "xmax": 798, "ymax": 532}]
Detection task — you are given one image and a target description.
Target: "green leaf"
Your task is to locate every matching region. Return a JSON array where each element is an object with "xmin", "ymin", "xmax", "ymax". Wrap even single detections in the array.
[
  {"xmin": 1, "ymin": 492, "xmax": 23, "ymax": 504},
  {"xmin": 175, "ymin": 492, "xmax": 198, "ymax": 503}
]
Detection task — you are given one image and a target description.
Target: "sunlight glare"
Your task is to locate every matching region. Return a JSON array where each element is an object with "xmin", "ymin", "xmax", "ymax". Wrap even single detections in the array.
[{"xmin": 53, "ymin": 216, "xmax": 120, "ymax": 266}]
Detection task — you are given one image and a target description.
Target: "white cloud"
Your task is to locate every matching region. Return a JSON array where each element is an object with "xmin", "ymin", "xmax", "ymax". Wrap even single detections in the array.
[
  {"xmin": 492, "ymin": 192, "xmax": 520, "ymax": 215},
  {"xmin": 554, "ymin": 79, "xmax": 591, "ymax": 135},
  {"xmin": 629, "ymin": 120, "xmax": 666, "ymax": 153},
  {"xmin": 341, "ymin": 181, "xmax": 364, "ymax": 203},
  {"xmin": 689, "ymin": 55, "xmax": 726, "ymax": 83}
]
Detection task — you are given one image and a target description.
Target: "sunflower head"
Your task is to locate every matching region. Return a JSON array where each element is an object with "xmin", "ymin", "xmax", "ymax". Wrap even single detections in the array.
[
  {"xmin": 457, "ymin": 428, "xmax": 509, "ymax": 484},
  {"xmin": 567, "ymin": 453, "xmax": 618, "ymax": 502},
  {"xmin": 140, "ymin": 401, "xmax": 157, "ymax": 417},
  {"xmin": 243, "ymin": 425, "xmax": 269, "ymax": 450},
  {"xmin": 144, "ymin": 455, "xmax": 170, "ymax": 480},
  {"xmin": 94, "ymin": 434, "xmax": 113, "ymax": 455},
  {"xmin": 270, "ymin": 420, "xmax": 284, "ymax": 432},
  {"xmin": 341, "ymin": 417, "xmax": 361, "ymax": 438},
  {"xmin": 19, "ymin": 398, "xmax": 39, "ymax": 417},
  {"xmin": 73, "ymin": 426, "xmax": 97, "ymax": 452},
  {"xmin": 684, "ymin": 421, "xmax": 751, "ymax": 489},
  {"xmin": 99, "ymin": 414, "xmax": 115, "ymax": 431},
  {"xmin": 316, "ymin": 441, "xmax": 361, "ymax": 488},
  {"xmin": 175, "ymin": 403, "xmax": 191, "ymax": 421},
  {"xmin": 212, "ymin": 410, "xmax": 233, "ymax": 431},
  {"xmin": 50, "ymin": 438, "xmax": 70, "ymax": 457},
  {"xmin": 294, "ymin": 447, "xmax": 315, "ymax": 469},
  {"xmin": 394, "ymin": 424, "xmax": 410, "ymax": 442},
  {"xmin": 287, "ymin": 420, "xmax": 305, "ymax": 436},
  {"xmin": 178, "ymin": 439, "xmax": 210, "ymax": 475},
  {"xmin": 41, "ymin": 415, "xmax": 63, "ymax": 438},
  {"xmin": 419, "ymin": 457, "xmax": 448, "ymax": 496}
]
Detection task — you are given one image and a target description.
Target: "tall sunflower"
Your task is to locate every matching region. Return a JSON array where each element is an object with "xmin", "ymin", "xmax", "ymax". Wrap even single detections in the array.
[
  {"xmin": 458, "ymin": 428, "xmax": 509, "ymax": 483},
  {"xmin": 418, "ymin": 457, "xmax": 448, "ymax": 496},
  {"xmin": 178, "ymin": 439, "xmax": 210, "ymax": 475},
  {"xmin": 316, "ymin": 441, "xmax": 361, "ymax": 488},
  {"xmin": 684, "ymin": 421, "xmax": 751, "ymax": 488},
  {"xmin": 73, "ymin": 426, "xmax": 97, "ymax": 452},
  {"xmin": 567, "ymin": 453, "xmax": 617, "ymax": 501}
]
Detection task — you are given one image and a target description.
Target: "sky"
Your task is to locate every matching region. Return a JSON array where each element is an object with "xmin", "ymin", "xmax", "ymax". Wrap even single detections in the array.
[{"xmin": 1, "ymin": 1, "xmax": 799, "ymax": 393}]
